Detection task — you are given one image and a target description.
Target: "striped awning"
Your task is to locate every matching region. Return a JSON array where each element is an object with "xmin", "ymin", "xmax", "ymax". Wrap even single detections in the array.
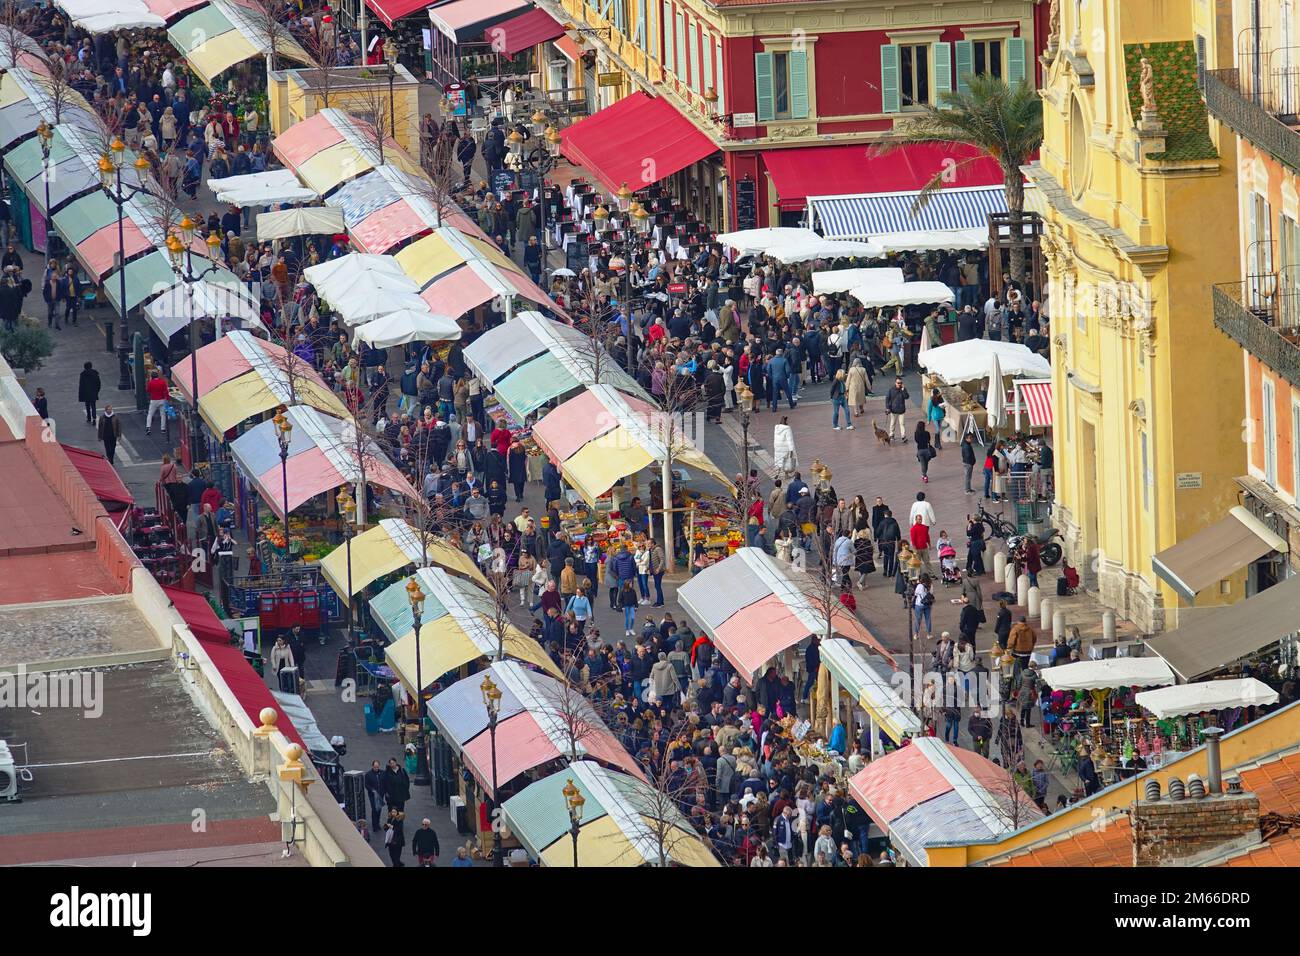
[
  {"xmin": 808, "ymin": 185, "xmax": 1008, "ymax": 241},
  {"xmin": 1017, "ymin": 379, "xmax": 1053, "ymax": 427},
  {"xmin": 169, "ymin": 0, "xmax": 310, "ymax": 85}
]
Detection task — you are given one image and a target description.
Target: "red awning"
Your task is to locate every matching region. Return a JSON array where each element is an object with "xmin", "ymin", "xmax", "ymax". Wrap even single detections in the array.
[
  {"xmin": 553, "ymin": 34, "xmax": 582, "ymax": 62},
  {"xmin": 763, "ymin": 142, "xmax": 1007, "ymax": 211},
  {"xmin": 560, "ymin": 92, "xmax": 718, "ymax": 194},
  {"xmin": 493, "ymin": 7, "xmax": 565, "ymax": 56},
  {"xmin": 363, "ymin": 0, "xmax": 432, "ymax": 29},
  {"xmin": 163, "ymin": 584, "xmax": 230, "ymax": 644},
  {"xmin": 61, "ymin": 442, "xmax": 133, "ymax": 511}
]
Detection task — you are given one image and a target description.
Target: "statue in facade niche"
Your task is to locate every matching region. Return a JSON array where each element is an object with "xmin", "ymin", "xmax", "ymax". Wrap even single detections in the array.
[{"xmin": 1139, "ymin": 57, "xmax": 1157, "ymax": 114}]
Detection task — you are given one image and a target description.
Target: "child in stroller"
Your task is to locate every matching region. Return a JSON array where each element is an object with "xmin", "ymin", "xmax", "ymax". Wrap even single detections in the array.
[{"xmin": 938, "ymin": 544, "xmax": 961, "ymax": 586}]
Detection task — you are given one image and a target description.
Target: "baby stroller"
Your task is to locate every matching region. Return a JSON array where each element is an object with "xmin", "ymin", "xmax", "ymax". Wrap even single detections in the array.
[{"xmin": 938, "ymin": 545, "xmax": 962, "ymax": 587}]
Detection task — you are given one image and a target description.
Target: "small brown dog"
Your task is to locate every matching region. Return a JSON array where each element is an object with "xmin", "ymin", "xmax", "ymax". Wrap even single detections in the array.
[{"xmin": 872, "ymin": 421, "xmax": 891, "ymax": 446}]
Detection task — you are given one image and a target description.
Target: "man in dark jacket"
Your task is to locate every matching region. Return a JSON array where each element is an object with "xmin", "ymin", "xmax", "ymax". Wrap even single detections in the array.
[
  {"xmin": 884, "ymin": 376, "xmax": 909, "ymax": 442},
  {"xmin": 383, "ymin": 757, "xmax": 412, "ymax": 812},
  {"xmin": 960, "ymin": 433, "xmax": 978, "ymax": 493},
  {"xmin": 411, "ymin": 818, "xmax": 441, "ymax": 866},
  {"xmin": 363, "ymin": 759, "xmax": 387, "ymax": 833},
  {"xmin": 78, "ymin": 361, "xmax": 101, "ymax": 424},
  {"xmin": 876, "ymin": 507, "xmax": 901, "ymax": 578}
]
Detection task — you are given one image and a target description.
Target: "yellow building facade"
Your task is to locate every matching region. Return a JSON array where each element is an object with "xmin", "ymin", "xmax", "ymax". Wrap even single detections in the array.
[
  {"xmin": 268, "ymin": 65, "xmax": 422, "ymax": 156},
  {"xmin": 1029, "ymin": 0, "xmax": 1242, "ymax": 632}
]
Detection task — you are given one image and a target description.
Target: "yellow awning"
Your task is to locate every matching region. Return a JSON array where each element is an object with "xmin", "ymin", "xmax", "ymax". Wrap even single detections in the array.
[
  {"xmin": 395, "ymin": 233, "xmax": 466, "ymax": 286},
  {"xmin": 464, "ymin": 234, "xmax": 521, "ymax": 274},
  {"xmin": 0, "ymin": 79, "xmax": 28, "ymax": 109},
  {"xmin": 186, "ymin": 32, "xmax": 259, "ymax": 86},
  {"xmin": 539, "ymin": 814, "xmax": 645, "ymax": 867},
  {"xmin": 675, "ymin": 444, "xmax": 736, "ymax": 492},
  {"xmin": 562, "ymin": 428, "xmax": 655, "ymax": 505},
  {"xmin": 318, "ymin": 523, "xmax": 489, "ymax": 605},
  {"xmin": 296, "ymin": 140, "xmax": 369, "ymax": 194},
  {"xmin": 384, "ymin": 615, "xmax": 560, "ymax": 692},
  {"xmin": 196, "ymin": 373, "xmax": 348, "ymax": 435}
]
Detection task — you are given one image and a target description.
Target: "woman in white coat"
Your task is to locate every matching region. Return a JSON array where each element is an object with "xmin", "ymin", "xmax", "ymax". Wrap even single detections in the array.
[{"xmin": 773, "ymin": 415, "xmax": 798, "ymax": 477}]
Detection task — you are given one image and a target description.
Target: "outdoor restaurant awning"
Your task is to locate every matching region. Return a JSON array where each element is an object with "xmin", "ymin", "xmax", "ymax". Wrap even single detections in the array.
[
  {"xmin": 319, "ymin": 517, "xmax": 490, "ymax": 605},
  {"xmin": 811, "ymin": 267, "xmax": 904, "ymax": 295},
  {"xmin": 171, "ymin": 330, "xmax": 350, "ymax": 435},
  {"xmin": 1151, "ymin": 506, "xmax": 1288, "ymax": 602},
  {"xmin": 764, "ymin": 141, "xmax": 1005, "ymax": 212},
  {"xmin": 364, "ymin": 0, "xmax": 436, "ymax": 30},
  {"xmin": 919, "ymin": 340, "xmax": 1052, "ymax": 384},
  {"xmin": 847, "ymin": 738, "xmax": 1041, "ymax": 866},
  {"xmin": 531, "ymin": 384, "xmax": 732, "ymax": 505},
  {"xmin": 425, "ymin": 660, "xmax": 644, "ymax": 797},
  {"xmin": 256, "ymin": 206, "xmax": 347, "ymax": 241},
  {"xmin": 677, "ymin": 547, "xmax": 893, "ymax": 685},
  {"xmin": 809, "ymin": 184, "xmax": 1010, "ymax": 243},
  {"xmin": 715, "ymin": 227, "xmax": 819, "ymax": 257},
  {"xmin": 560, "ymin": 91, "xmax": 718, "ymax": 195},
  {"xmin": 1039, "ymin": 657, "xmax": 1175, "ymax": 692},
  {"xmin": 492, "ymin": 7, "xmax": 566, "ymax": 56},
  {"xmin": 228, "ymin": 404, "xmax": 417, "ymax": 520},
  {"xmin": 502, "ymin": 762, "xmax": 720, "ymax": 867},
  {"xmin": 818, "ymin": 638, "xmax": 922, "ymax": 744},
  {"xmin": 1146, "ymin": 573, "xmax": 1300, "ymax": 681},
  {"xmin": 209, "ymin": 169, "xmax": 320, "ymax": 207},
  {"xmin": 1135, "ymin": 678, "xmax": 1280, "ymax": 720},
  {"xmin": 62, "ymin": 442, "xmax": 133, "ymax": 528},
  {"xmin": 169, "ymin": 0, "xmax": 311, "ymax": 86},
  {"xmin": 377, "ymin": 568, "xmax": 560, "ymax": 692},
  {"xmin": 764, "ymin": 237, "xmax": 881, "ymax": 264},
  {"xmin": 427, "ymin": 0, "xmax": 531, "ymax": 44}
]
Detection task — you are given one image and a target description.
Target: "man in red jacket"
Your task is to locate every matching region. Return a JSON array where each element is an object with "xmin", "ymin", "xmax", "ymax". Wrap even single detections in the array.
[
  {"xmin": 909, "ymin": 515, "xmax": 933, "ymax": 575},
  {"xmin": 145, "ymin": 369, "xmax": 170, "ymax": 435}
]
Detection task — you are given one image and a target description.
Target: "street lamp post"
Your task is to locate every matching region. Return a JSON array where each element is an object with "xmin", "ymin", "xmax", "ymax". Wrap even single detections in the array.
[
  {"xmin": 561, "ymin": 777, "xmax": 585, "ymax": 868},
  {"xmin": 336, "ymin": 487, "xmax": 357, "ymax": 648},
  {"xmin": 273, "ymin": 409, "xmax": 293, "ymax": 557},
  {"xmin": 480, "ymin": 673, "xmax": 503, "ymax": 867},
  {"xmin": 406, "ymin": 577, "xmax": 431, "ymax": 787},
  {"xmin": 35, "ymin": 121, "xmax": 52, "ymax": 252},
  {"xmin": 99, "ymin": 139, "xmax": 150, "ymax": 393},
  {"xmin": 166, "ymin": 222, "xmax": 223, "ymax": 467}
]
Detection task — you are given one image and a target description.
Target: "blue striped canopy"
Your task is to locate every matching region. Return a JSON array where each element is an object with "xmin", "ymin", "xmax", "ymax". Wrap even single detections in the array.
[{"xmin": 809, "ymin": 186, "xmax": 1008, "ymax": 241}]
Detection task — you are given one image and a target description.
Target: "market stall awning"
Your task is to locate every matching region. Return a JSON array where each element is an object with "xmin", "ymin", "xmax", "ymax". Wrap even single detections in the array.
[
  {"xmin": 847, "ymin": 738, "xmax": 1040, "ymax": 866},
  {"xmin": 919, "ymin": 340, "xmax": 1052, "ymax": 384},
  {"xmin": 809, "ymin": 184, "xmax": 1010, "ymax": 242},
  {"xmin": 425, "ymin": 661, "xmax": 644, "ymax": 796},
  {"xmin": 169, "ymin": 0, "xmax": 310, "ymax": 86},
  {"xmin": 765, "ymin": 237, "xmax": 881, "ymax": 264},
  {"xmin": 76, "ymin": 219, "xmax": 154, "ymax": 279},
  {"xmin": 352, "ymin": 308, "xmax": 462, "ymax": 347},
  {"xmin": 53, "ymin": 0, "xmax": 166, "ymax": 31},
  {"xmin": 228, "ymin": 405, "xmax": 417, "ymax": 519},
  {"xmin": 102, "ymin": 251, "xmax": 183, "ymax": 314},
  {"xmin": 144, "ymin": 279, "xmax": 261, "ymax": 341},
  {"xmin": 818, "ymin": 639, "xmax": 922, "ymax": 744},
  {"xmin": 395, "ymin": 227, "xmax": 519, "ymax": 285},
  {"xmin": 560, "ymin": 91, "xmax": 718, "ymax": 195},
  {"xmin": 491, "ymin": 7, "xmax": 566, "ymax": 56},
  {"xmin": 1151, "ymin": 507, "xmax": 1288, "ymax": 602},
  {"xmin": 1039, "ymin": 657, "xmax": 1175, "ymax": 691},
  {"xmin": 811, "ymin": 267, "xmax": 904, "ymax": 295},
  {"xmin": 326, "ymin": 164, "xmax": 488, "ymax": 253},
  {"xmin": 378, "ymin": 568, "xmax": 560, "ymax": 691},
  {"xmin": 256, "ymin": 206, "xmax": 347, "ymax": 241},
  {"xmin": 531, "ymin": 384, "xmax": 731, "ymax": 504},
  {"xmin": 849, "ymin": 281, "xmax": 955, "ymax": 308},
  {"xmin": 172, "ymin": 330, "xmax": 350, "ymax": 434},
  {"xmin": 271, "ymin": 108, "xmax": 421, "ymax": 195},
  {"xmin": 319, "ymin": 517, "xmax": 489, "ymax": 604},
  {"xmin": 502, "ymin": 761, "xmax": 720, "ymax": 867},
  {"xmin": 1015, "ymin": 379, "xmax": 1053, "ymax": 428},
  {"xmin": 1146, "ymin": 573, "xmax": 1300, "ymax": 681},
  {"xmin": 715, "ymin": 227, "xmax": 819, "ymax": 257},
  {"xmin": 765, "ymin": 141, "xmax": 1005, "ymax": 212},
  {"xmin": 1135, "ymin": 678, "xmax": 1280, "ymax": 719},
  {"xmin": 677, "ymin": 547, "xmax": 893, "ymax": 685},
  {"xmin": 209, "ymin": 169, "xmax": 321, "ymax": 207},
  {"xmin": 428, "ymin": 0, "xmax": 530, "ymax": 44},
  {"xmin": 364, "ymin": 0, "xmax": 434, "ymax": 29}
]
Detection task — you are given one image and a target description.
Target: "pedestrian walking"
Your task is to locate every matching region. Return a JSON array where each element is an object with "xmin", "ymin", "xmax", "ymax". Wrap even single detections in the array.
[
  {"xmin": 363, "ymin": 759, "xmax": 387, "ymax": 835},
  {"xmin": 412, "ymin": 818, "xmax": 441, "ymax": 866},
  {"xmin": 97, "ymin": 405, "xmax": 122, "ymax": 464},
  {"xmin": 884, "ymin": 376, "xmax": 909, "ymax": 441},
  {"xmin": 78, "ymin": 361, "xmax": 101, "ymax": 425},
  {"xmin": 383, "ymin": 809, "xmax": 406, "ymax": 867},
  {"xmin": 829, "ymin": 369, "xmax": 853, "ymax": 430},
  {"xmin": 926, "ymin": 387, "xmax": 945, "ymax": 449},
  {"xmin": 383, "ymin": 756, "xmax": 412, "ymax": 813},
  {"xmin": 914, "ymin": 420, "xmax": 935, "ymax": 482},
  {"xmin": 960, "ymin": 432, "xmax": 977, "ymax": 493},
  {"xmin": 144, "ymin": 369, "xmax": 170, "ymax": 435}
]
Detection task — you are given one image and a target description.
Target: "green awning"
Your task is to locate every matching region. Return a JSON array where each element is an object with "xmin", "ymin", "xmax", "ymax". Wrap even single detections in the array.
[
  {"xmin": 502, "ymin": 770, "xmax": 608, "ymax": 854},
  {"xmin": 368, "ymin": 572, "xmax": 449, "ymax": 644},
  {"xmin": 0, "ymin": 98, "xmax": 40, "ymax": 150},
  {"xmin": 170, "ymin": 5, "xmax": 233, "ymax": 54},
  {"xmin": 493, "ymin": 353, "xmax": 581, "ymax": 421},
  {"xmin": 3, "ymin": 133, "xmax": 75, "ymax": 184},
  {"xmin": 27, "ymin": 156, "xmax": 99, "ymax": 215},
  {"xmin": 104, "ymin": 251, "xmax": 178, "ymax": 313},
  {"xmin": 53, "ymin": 191, "xmax": 118, "ymax": 246}
]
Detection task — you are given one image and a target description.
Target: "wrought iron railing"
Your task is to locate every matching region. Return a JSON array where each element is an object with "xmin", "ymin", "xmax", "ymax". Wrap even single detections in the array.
[
  {"xmin": 1203, "ymin": 68, "xmax": 1300, "ymax": 171},
  {"xmin": 1213, "ymin": 279, "xmax": 1300, "ymax": 388}
]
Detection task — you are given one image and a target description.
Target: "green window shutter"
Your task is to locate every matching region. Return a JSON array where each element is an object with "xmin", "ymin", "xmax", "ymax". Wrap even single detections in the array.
[
  {"xmin": 1007, "ymin": 36, "xmax": 1026, "ymax": 85},
  {"xmin": 662, "ymin": 1, "xmax": 673, "ymax": 71},
  {"xmin": 954, "ymin": 40, "xmax": 973, "ymax": 94},
  {"xmin": 788, "ymin": 49, "xmax": 809, "ymax": 118},
  {"xmin": 755, "ymin": 51, "xmax": 774, "ymax": 121},
  {"xmin": 880, "ymin": 44, "xmax": 899, "ymax": 113},
  {"xmin": 932, "ymin": 41, "xmax": 952, "ymax": 106},
  {"xmin": 703, "ymin": 32, "xmax": 714, "ymax": 93},
  {"xmin": 675, "ymin": 11, "xmax": 686, "ymax": 81},
  {"xmin": 636, "ymin": 0, "xmax": 647, "ymax": 50},
  {"xmin": 690, "ymin": 22, "xmax": 700, "ymax": 91},
  {"xmin": 715, "ymin": 42, "xmax": 725, "ymax": 112}
]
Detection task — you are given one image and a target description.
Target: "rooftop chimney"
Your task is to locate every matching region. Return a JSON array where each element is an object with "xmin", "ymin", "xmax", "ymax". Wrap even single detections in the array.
[
  {"xmin": 1131, "ymin": 772, "xmax": 1260, "ymax": 866},
  {"xmin": 1204, "ymin": 726, "xmax": 1224, "ymax": 794}
]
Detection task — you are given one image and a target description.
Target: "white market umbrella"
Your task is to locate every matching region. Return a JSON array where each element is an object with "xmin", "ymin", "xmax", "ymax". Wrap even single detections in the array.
[
  {"xmin": 256, "ymin": 206, "xmax": 346, "ymax": 241},
  {"xmin": 812, "ymin": 267, "xmax": 905, "ymax": 295},
  {"xmin": 209, "ymin": 169, "xmax": 320, "ymax": 207},
  {"xmin": 336, "ymin": 289, "xmax": 431, "ymax": 326},
  {"xmin": 303, "ymin": 253, "xmax": 408, "ymax": 300},
  {"xmin": 550, "ymin": 267, "xmax": 576, "ymax": 278},
  {"xmin": 765, "ymin": 237, "xmax": 881, "ymax": 264},
  {"xmin": 716, "ymin": 227, "xmax": 820, "ymax": 256},
  {"xmin": 985, "ymin": 352, "xmax": 1007, "ymax": 429},
  {"xmin": 144, "ymin": 280, "xmax": 261, "ymax": 340},
  {"xmin": 352, "ymin": 309, "xmax": 462, "ymax": 348}
]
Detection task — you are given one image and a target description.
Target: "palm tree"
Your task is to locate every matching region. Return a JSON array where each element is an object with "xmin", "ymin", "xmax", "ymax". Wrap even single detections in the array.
[{"xmin": 873, "ymin": 74, "xmax": 1043, "ymax": 283}]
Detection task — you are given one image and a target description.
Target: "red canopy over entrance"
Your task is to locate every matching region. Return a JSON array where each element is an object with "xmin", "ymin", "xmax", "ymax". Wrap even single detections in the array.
[
  {"xmin": 560, "ymin": 92, "xmax": 718, "ymax": 194},
  {"xmin": 61, "ymin": 442, "xmax": 132, "ymax": 528},
  {"xmin": 493, "ymin": 7, "xmax": 565, "ymax": 56},
  {"xmin": 362, "ymin": 0, "xmax": 432, "ymax": 30}
]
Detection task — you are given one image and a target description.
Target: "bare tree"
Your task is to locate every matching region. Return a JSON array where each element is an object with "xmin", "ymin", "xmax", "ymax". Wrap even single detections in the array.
[
  {"xmin": 234, "ymin": 0, "xmax": 301, "ymax": 73},
  {"xmin": 0, "ymin": 0, "xmax": 40, "ymax": 68},
  {"xmin": 649, "ymin": 361, "xmax": 706, "ymax": 565},
  {"xmin": 569, "ymin": 285, "xmax": 624, "ymax": 386},
  {"xmin": 538, "ymin": 651, "xmax": 619, "ymax": 763},
  {"xmin": 993, "ymin": 760, "xmax": 1040, "ymax": 832},
  {"xmin": 300, "ymin": 18, "xmax": 344, "ymax": 110},
  {"xmin": 348, "ymin": 74, "xmax": 418, "ymax": 169}
]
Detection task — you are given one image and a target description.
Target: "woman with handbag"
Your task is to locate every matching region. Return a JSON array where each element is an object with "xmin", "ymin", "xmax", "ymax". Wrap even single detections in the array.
[{"xmin": 914, "ymin": 420, "xmax": 935, "ymax": 483}]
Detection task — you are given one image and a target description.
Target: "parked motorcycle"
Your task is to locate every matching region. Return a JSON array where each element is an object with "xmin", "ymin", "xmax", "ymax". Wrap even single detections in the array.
[{"xmin": 1008, "ymin": 528, "xmax": 1064, "ymax": 568}]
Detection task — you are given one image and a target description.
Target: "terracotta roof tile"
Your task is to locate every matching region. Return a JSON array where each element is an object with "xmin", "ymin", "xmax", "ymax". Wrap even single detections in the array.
[{"xmin": 993, "ymin": 817, "xmax": 1130, "ymax": 867}]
